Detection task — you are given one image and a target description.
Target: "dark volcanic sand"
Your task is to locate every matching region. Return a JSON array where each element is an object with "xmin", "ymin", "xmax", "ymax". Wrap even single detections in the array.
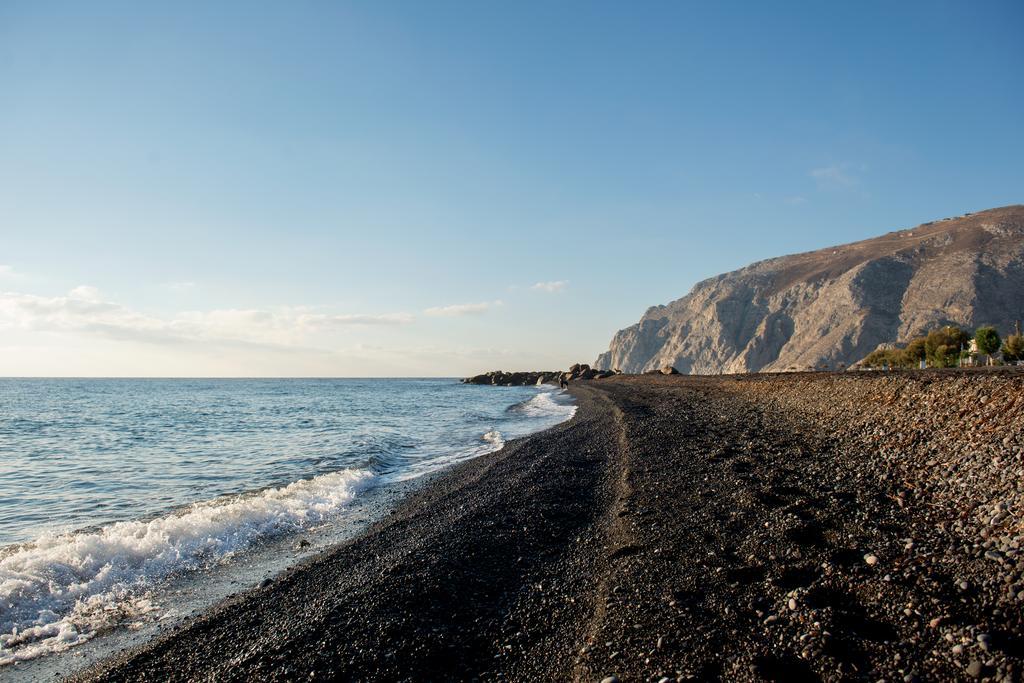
[{"xmin": 76, "ymin": 372, "xmax": 1024, "ymax": 682}]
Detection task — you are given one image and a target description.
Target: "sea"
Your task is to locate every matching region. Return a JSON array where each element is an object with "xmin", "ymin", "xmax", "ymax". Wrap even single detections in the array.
[{"xmin": 0, "ymin": 378, "xmax": 575, "ymax": 675}]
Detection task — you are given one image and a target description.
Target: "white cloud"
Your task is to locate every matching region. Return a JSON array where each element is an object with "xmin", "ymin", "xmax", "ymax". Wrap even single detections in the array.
[
  {"xmin": 0, "ymin": 290, "xmax": 164, "ymax": 340},
  {"xmin": 810, "ymin": 163, "xmax": 859, "ymax": 189},
  {"xmin": 0, "ymin": 265, "xmax": 20, "ymax": 279},
  {"xmin": 424, "ymin": 300, "xmax": 503, "ymax": 317},
  {"xmin": 0, "ymin": 288, "xmax": 413, "ymax": 349},
  {"xmin": 68, "ymin": 285, "xmax": 102, "ymax": 301},
  {"xmin": 531, "ymin": 280, "xmax": 568, "ymax": 293},
  {"xmin": 298, "ymin": 312, "xmax": 414, "ymax": 327},
  {"xmin": 163, "ymin": 281, "xmax": 197, "ymax": 292}
]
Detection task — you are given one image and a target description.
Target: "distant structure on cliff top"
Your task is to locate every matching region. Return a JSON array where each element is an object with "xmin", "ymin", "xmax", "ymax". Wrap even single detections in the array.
[{"xmin": 595, "ymin": 205, "xmax": 1024, "ymax": 374}]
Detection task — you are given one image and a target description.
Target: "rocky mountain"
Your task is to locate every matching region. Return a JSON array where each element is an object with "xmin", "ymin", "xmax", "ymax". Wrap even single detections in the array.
[{"xmin": 595, "ymin": 205, "xmax": 1024, "ymax": 374}]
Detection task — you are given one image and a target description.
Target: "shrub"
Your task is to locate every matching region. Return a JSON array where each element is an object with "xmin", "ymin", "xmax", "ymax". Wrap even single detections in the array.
[{"xmin": 863, "ymin": 348, "xmax": 908, "ymax": 369}]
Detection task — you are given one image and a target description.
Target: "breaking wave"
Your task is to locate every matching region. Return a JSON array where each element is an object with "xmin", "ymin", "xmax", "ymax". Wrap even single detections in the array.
[
  {"xmin": 507, "ymin": 388, "xmax": 577, "ymax": 421},
  {"xmin": 0, "ymin": 468, "xmax": 373, "ymax": 665}
]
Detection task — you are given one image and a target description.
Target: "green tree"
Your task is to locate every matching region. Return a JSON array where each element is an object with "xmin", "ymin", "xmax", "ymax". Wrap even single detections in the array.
[
  {"xmin": 933, "ymin": 344, "xmax": 954, "ymax": 368},
  {"xmin": 1000, "ymin": 333, "xmax": 1023, "ymax": 363},
  {"xmin": 975, "ymin": 326, "xmax": 1001, "ymax": 365},
  {"xmin": 925, "ymin": 326, "xmax": 970, "ymax": 367},
  {"xmin": 904, "ymin": 337, "xmax": 927, "ymax": 367}
]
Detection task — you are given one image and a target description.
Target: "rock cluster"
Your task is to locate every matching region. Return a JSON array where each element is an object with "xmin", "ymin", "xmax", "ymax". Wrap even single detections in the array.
[
  {"xmin": 644, "ymin": 365, "xmax": 681, "ymax": 375},
  {"xmin": 462, "ymin": 364, "xmax": 616, "ymax": 386},
  {"xmin": 461, "ymin": 370, "xmax": 560, "ymax": 386},
  {"xmin": 565, "ymin": 363, "xmax": 617, "ymax": 381}
]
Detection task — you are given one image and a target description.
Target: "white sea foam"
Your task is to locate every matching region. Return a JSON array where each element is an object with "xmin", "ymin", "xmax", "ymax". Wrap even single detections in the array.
[
  {"xmin": 482, "ymin": 429, "xmax": 504, "ymax": 447},
  {"xmin": 0, "ymin": 468, "xmax": 373, "ymax": 665},
  {"xmin": 514, "ymin": 388, "xmax": 577, "ymax": 421}
]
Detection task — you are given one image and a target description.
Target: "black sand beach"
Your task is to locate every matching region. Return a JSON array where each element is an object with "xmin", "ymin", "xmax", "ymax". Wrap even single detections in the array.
[{"xmin": 77, "ymin": 371, "xmax": 1024, "ymax": 682}]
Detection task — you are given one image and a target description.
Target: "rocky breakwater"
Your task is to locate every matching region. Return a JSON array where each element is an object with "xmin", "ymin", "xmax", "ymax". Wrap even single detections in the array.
[{"xmin": 462, "ymin": 364, "xmax": 617, "ymax": 386}]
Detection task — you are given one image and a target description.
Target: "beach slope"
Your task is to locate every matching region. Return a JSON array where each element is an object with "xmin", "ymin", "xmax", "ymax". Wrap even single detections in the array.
[{"xmin": 78, "ymin": 371, "xmax": 1024, "ymax": 681}]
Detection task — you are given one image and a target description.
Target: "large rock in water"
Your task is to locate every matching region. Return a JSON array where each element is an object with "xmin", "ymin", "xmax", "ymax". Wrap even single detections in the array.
[{"xmin": 595, "ymin": 206, "xmax": 1024, "ymax": 374}]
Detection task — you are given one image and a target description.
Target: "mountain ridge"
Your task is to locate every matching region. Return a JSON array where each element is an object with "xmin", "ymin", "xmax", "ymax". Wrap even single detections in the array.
[{"xmin": 595, "ymin": 205, "xmax": 1024, "ymax": 374}]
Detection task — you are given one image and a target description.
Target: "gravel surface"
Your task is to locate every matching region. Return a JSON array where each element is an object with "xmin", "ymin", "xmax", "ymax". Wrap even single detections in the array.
[{"xmin": 75, "ymin": 370, "xmax": 1024, "ymax": 682}]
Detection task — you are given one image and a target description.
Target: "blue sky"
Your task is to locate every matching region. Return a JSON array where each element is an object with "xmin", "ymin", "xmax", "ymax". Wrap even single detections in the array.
[{"xmin": 1, "ymin": 1, "xmax": 1021, "ymax": 376}]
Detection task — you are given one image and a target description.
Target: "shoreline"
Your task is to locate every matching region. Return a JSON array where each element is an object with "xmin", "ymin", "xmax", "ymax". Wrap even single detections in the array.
[
  {"xmin": 1, "ymin": 381, "xmax": 574, "ymax": 677},
  {"xmin": 75, "ymin": 370, "xmax": 1024, "ymax": 681}
]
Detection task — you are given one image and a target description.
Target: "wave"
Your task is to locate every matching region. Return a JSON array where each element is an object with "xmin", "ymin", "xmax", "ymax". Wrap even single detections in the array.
[
  {"xmin": 0, "ymin": 384, "xmax": 578, "ymax": 666},
  {"xmin": 0, "ymin": 468, "xmax": 373, "ymax": 665},
  {"xmin": 507, "ymin": 388, "xmax": 577, "ymax": 421}
]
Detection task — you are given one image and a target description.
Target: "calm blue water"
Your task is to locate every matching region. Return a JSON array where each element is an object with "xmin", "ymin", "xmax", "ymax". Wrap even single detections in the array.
[{"xmin": 0, "ymin": 379, "xmax": 574, "ymax": 666}]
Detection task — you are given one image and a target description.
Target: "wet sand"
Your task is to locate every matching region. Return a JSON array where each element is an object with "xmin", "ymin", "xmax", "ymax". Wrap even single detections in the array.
[{"xmin": 76, "ymin": 371, "xmax": 1024, "ymax": 682}]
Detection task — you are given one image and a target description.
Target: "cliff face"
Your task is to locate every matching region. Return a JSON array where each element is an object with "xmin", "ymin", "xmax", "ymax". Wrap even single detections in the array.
[{"xmin": 595, "ymin": 205, "xmax": 1024, "ymax": 374}]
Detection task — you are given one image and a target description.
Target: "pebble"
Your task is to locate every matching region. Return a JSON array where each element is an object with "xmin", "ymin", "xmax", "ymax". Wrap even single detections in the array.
[
  {"xmin": 966, "ymin": 660, "xmax": 983, "ymax": 678},
  {"xmin": 601, "ymin": 676, "xmax": 620, "ymax": 683},
  {"xmin": 864, "ymin": 553, "xmax": 879, "ymax": 566}
]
